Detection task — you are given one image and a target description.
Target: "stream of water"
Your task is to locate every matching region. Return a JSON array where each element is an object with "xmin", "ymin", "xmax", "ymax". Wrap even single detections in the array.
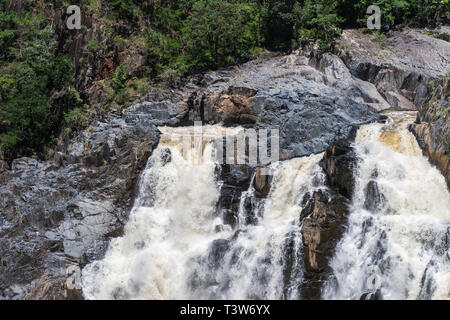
[{"xmin": 81, "ymin": 112, "xmax": 450, "ymax": 300}]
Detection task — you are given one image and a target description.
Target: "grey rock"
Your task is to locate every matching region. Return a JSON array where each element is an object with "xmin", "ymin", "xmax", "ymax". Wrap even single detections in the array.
[
  {"xmin": 364, "ymin": 180, "xmax": 386, "ymax": 213},
  {"xmin": 336, "ymin": 28, "xmax": 450, "ymax": 109},
  {"xmin": 410, "ymin": 76, "xmax": 450, "ymax": 188},
  {"xmin": 320, "ymin": 139, "xmax": 358, "ymax": 200},
  {"xmin": 0, "ymin": 111, "xmax": 160, "ymax": 299},
  {"xmin": 299, "ymin": 190, "xmax": 350, "ymax": 299},
  {"xmin": 194, "ymin": 52, "xmax": 382, "ymax": 160}
]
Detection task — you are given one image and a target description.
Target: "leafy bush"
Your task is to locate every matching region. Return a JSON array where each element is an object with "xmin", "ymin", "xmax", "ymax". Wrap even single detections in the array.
[
  {"xmin": 183, "ymin": 0, "xmax": 260, "ymax": 68},
  {"xmin": 64, "ymin": 107, "xmax": 89, "ymax": 130},
  {"xmin": 112, "ymin": 64, "xmax": 129, "ymax": 92}
]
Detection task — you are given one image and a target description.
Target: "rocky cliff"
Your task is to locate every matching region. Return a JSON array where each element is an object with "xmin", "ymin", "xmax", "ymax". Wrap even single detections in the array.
[
  {"xmin": 411, "ymin": 76, "xmax": 450, "ymax": 188},
  {"xmin": 0, "ymin": 27, "xmax": 449, "ymax": 299},
  {"xmin": 336, "ymin": 28, "xmax": 450, "ymax": 187},
  {"xmin": 335, "ymin": 28, "xmax": 450, "ymax": 110},
  {"xmin": 0, "ymin": 114, "xmax": 159, "ymax": 299}
]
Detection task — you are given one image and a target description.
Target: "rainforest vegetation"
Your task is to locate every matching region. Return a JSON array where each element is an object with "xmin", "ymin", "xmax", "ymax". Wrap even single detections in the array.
[{"xmin": 0, "ymin": 0, "xmax": 448, "ymax": 161}]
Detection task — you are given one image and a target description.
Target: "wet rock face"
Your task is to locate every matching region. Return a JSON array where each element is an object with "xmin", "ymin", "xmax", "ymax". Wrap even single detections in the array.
[
  {"xmin": 299, "ymin": 190, "xmax": 350, "ymax": 300},
  {"xmin": 410, "ymin": 76, "xmax": 450, "ymax": 189},
  {"xmin": 320, "ymin": 140, "xmax": 358, "ymax": 200},
  {"xmin": 0, "ymin": 115, "xmax": 160, "ymax": 299},
  {"xmin": 336, "ymin": 29, "xmax": 450, "ymax": 110},
  {"xmin": 308, "ymin": 52, "xmax": 391, "ymax": 112},
  {"xmin": 216, "ymin": 164, "xmax": 254, "ymax": 228},
  {"xmin": 131, "ymin": 51, "xmax": 383, "ymax": 161},
  {"xmin": 364, "ymin": 180, "xmax": 386, "ymax": 213},
  {"xmin": 253, "ymin": 168, "xmax": 272, "ymax": 198},
  {"xmin": 290, "ymin": 138, "xmax": 362, "ymax": 300}
]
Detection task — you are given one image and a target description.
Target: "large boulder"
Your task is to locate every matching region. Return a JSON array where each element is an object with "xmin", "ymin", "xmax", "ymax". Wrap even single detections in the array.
[{"xmin": 130, "ymin": 51, "xmax": 383, "ymax": 162}]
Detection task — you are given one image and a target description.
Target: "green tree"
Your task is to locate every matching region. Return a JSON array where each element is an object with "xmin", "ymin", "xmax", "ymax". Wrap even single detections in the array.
[
  {"xmin": 352, "ymin": 0, "xmax": 449, "ymax": 28},
  {"xmin": 183, "ymin": 0, "xmax": 260, "ymax": 68},
  {"xmin": 263, "ymin": 0, "xmax": 299, "ymax": 50},
  {"xmin": 295, "ymin": 0, "xmax": 344, "ymax": 48},
  {"xmin": 0, "ymin": 10, "xmax": 73, "ymax": 160}
]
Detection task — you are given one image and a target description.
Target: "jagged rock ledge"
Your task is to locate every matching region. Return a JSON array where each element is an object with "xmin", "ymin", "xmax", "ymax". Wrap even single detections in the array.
[
  {"xmin": 336, "ymin": 27, "xmax": 449, "ymax": 187},
  {"xmin": 410, "ymin": 76, "xmax": 450, "ymax": 188},
  {"xmin": 0, "ymin": 116, "xmax": 160, "ymax": 299},
  {"xmin": 1, "ymin": 26, "xmax": 448, "ymax": 299}
]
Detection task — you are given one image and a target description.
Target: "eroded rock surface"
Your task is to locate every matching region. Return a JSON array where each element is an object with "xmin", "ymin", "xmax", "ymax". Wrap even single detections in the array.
[
  {"xmin": 320, "ymin": 140, "xmax": 358, "ymax": 199},
  {"xmin": 192, "ymin": 52, "xmax": 383, "ymax": 159},
  {"xmin": 336, "ymin": 28, "xmax": 450, "ymax": 109},
  {"xmin": 410, "ymin": 76, "xmax": 450, "ymax": 188},
  {"xmin": 0, "ymin": 116, "xmax": 159, "ymax": 299},
  {"xmin": 300, "ymin": 190, "xmax": 349, "ymax": 300}
]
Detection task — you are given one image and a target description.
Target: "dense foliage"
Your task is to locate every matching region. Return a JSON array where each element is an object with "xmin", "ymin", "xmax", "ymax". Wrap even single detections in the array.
[
  {"xmin": 343, "ymin": 0, "xmax": 448, "ymax": 28},
  {"xmin": 0, "ymin": 6, "xmax": 74, "ymax": 160},
  {"xmin": 0, "ymin": 0, "xmax": 448, "ymax": 160},
  {"xmin": 105, "ymin": 0, "xmax": 449, "ymax": 80}
]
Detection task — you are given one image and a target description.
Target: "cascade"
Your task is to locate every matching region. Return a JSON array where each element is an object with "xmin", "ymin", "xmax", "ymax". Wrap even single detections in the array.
[
  {"xmin": 323, "ymin": 112, "xmax": 450, "ymax": 300},
  {"xmin": 82, "ymin": 125, "xmax": 325, "ymax": 299}
]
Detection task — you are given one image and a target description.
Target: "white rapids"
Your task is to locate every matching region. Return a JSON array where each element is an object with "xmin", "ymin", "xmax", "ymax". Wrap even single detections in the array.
[
  {"xmin": 81, "ymin": 125, "xmax": 325, "ymax": 299},
  {"xmin": 81, "ymin": 111, "xmax": 450, "ymax": 300},
  {"xmin": 187, "ymin": 153, "xmax": 325, "ymax": 300},
  {"xmin": 323, "ymin": 112, "xmax": 450, "ymax": 300}
]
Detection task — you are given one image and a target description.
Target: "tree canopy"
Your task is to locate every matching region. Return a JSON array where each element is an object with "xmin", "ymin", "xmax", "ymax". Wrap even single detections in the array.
[{"xmin": 0, "ymin": 0, "xmax": 448, "ymax": 160}]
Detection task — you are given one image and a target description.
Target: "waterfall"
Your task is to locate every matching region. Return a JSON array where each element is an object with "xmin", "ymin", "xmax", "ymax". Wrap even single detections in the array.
[
  {"xmin": 323, "ymin": 112, "xmax": 450, "ymax": 300},
  {"xmin": 81, "ymin": 125, "xmax": 325, "ymax": 300},
  {"xmin": 188, "ymin": 154, "xmax": 325, "ymax": 299},
  {"xmin": 81, "ymin": 111, "xmax": 449, "ymax": 300}
]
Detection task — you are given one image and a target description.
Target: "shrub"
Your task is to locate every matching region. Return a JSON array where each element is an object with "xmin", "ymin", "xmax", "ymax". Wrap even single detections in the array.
[{"xmin": 64, "ymin": 107, "xmax": 89, "ymax": 129}]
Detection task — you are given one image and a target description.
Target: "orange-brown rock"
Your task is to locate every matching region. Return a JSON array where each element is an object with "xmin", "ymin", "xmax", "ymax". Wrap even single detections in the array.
[
  {"xmin": 202, "ymin": 86, "xmax": 259, "ymax": 125},
  {"xmin": 410, "ymin": 76, "xmax": 449, "ymax": 189}
]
